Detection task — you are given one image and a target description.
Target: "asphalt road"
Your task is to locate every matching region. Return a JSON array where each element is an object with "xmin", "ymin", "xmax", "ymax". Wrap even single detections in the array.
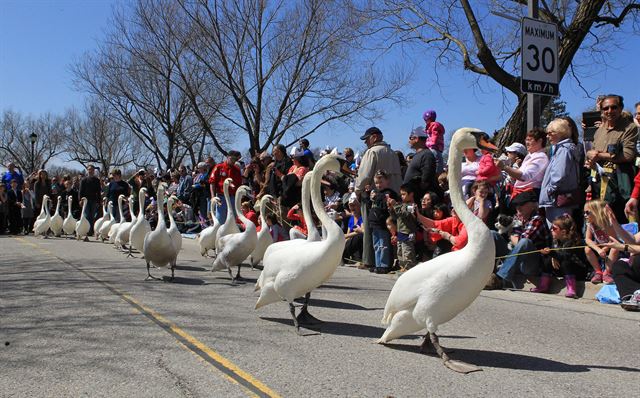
[{"xmin": 1, "ymin": 234, "xmax": 638, "ymax": 397}]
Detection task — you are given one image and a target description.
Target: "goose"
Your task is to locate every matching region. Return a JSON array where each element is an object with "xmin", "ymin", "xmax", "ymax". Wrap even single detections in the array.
[
  {"xmin": 115, "ymin": 195, "xmax": 136, "ymax": 250},
  {"xmin": 99, "ymin": 201, "xmax": 115, "ymax": 242},
  {"xmin": 75, "ymin": 197, "xmax": 91, "ymax": 241},
  {"xmin": 377, "ymin": 128, "xmax": 497, "ymax": 374},
  {"xmin": 249, "ymin": 194, "xmax": 275, "ymax": 268},
  {"xmin": 143, "ymin": 184, "xmax": 177, "ymax": 280},
  {"xmin": 255, "ymin": 154, "xmax": 345, "ymax": 333},
  {"xmin": 94, "ymin": 198, "xmax": 108, "ymax": 240},
  {"xmin": 215, "ymin": 178, "xmax": 240, "ymax": 250},
  {"xmin": 49, "ymin": 196, "xmax": 63, "ymax": 237},
  {"xmin": 129, "ymin": 188, "xmax": 151, "ymax": 257},
  {"xmin": 212, "ymin": 185, "xmax": 257, "ymax": 283},
  {"xmin": 197, "ymin": 197, "xmax": 222, "ymax": 257},
  {"xmin": 108, "ymin": 194, "xmax": 126, "ymax": 244},
  {"xmin": 62, "ymin": 196, "xmax": 77, "ymax": 236},
  {"xmin": 166, "ymin": 195, "xmax": 183, "ymax": 256},
  {"xmin": 33, "ymin": 195, "xmax": 51, "ymax": 238}
]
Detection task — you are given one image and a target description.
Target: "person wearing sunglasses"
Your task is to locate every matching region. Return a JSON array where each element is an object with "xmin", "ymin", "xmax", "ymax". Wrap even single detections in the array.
[
  {"xmin": 403, "ymin": 128, "xmax": 442, "ymax": 202},
  {"xmin": 585, "ymin": 94, "xmax": 639, "ymax": 223}
]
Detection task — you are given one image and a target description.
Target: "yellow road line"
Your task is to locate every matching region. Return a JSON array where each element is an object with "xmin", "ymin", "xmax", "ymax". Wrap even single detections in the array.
[{"xmin": 14, "ymin": 237, "xmax": 281, "ymax": 398}]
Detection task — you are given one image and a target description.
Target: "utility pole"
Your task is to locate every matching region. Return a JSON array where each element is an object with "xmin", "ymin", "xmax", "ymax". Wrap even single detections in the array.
[
  {"xmin": 527, "ymin": 0, "xmax": 540, "ymax": 132},
  {"xmin": 30, "ymin": 132, "xmax": 38, "ymax": 173}
]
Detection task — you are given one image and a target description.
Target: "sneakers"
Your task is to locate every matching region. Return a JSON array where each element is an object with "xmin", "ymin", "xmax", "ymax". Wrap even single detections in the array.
[
  {"xmin": 590, "ymin": 272, "xmax": 603, "ymax": 284},
  {"xmin": 602, "ymin": 272, "xmax": 614, "ymax": 285},
  {"xmin": 620, "ymin": 289, "xmax": 640, "ymax": 311},
  {"xmin": 374, "ymin": 267, "xmax": 390, "ymax": 274}
]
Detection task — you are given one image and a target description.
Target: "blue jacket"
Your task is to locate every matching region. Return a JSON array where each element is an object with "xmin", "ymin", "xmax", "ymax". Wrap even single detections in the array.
[
  {"xmin": 539, "ymin": 139, "xmax": 580, "ymax": 207},
  {"xmin": 2, "ymin": 170, "xmax": 24, "ymax": 190}
]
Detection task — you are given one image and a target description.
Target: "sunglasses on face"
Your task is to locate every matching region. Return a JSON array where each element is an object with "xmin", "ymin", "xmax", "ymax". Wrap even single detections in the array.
[
  {"xmin": 602, "ymin": 105, "xmax": 619, "ymax": 111},
  {"xmin": 583, "ymin": 210, "xmax": 591, "ymax": 217},
  {"xmin": 551, "ymin": 225, "xmax": 562, "ymax": 231}
]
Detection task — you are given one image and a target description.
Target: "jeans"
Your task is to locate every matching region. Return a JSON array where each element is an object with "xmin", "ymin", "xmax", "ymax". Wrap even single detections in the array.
[
  {"xmin": 84, "ymin": 200, "xmax": 100, "ymax": 235},
  {"xmin": 372, "ymin": 227, "xmax": 391, "ymax": 268},
  {"xmin": 493, "ymin": 231, "xmax": 541, "ymax": 284},
  {"xmin": 215, "ymin": 194, "xmax": 235, "ymax": 225}
]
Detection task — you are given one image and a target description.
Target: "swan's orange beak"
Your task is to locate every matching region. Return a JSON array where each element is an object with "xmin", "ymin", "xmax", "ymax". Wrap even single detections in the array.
[{"xmin": 472, "ymin": 131, "xmax": 498, "ymax": 153}]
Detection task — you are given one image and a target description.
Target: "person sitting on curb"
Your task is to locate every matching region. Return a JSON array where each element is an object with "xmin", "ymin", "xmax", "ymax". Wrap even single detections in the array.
[{"xmin": 489, "ymin": 190, "xmax": 551, "ymax": 289}]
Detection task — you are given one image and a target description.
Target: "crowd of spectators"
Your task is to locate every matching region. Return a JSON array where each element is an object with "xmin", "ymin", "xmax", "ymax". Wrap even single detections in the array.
[{"xmin": 2, "ymin": 95, "xmax": 639, "ymax": 311}]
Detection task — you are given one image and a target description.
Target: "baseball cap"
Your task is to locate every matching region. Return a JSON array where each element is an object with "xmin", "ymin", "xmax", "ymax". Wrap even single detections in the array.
[
  {"xmin": 511, "ymin": 190, "xmax": 539, "ymax": 206},
  {"xmin": 504, "ymin": 142, "xmax": 527, "ymax": 157},
  {"xmin": 360, "ymin": 127, "xmax": 382, "ymax": 140},
  {"xmin": 410, "ymin": 129, "xmax": 427, "ymax": 138}
]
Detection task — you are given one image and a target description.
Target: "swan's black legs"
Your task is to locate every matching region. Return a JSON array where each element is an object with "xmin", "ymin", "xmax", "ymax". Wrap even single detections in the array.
[
  {"xmin": 289, "ymin": 303, "xmax": 303, "ymax": 335},
  {"xmin": 296, "ymin": 293, "xmax": 322, "ymax": 325},
  {"xmin": 126, "ymin": 245, "xmax": 134, "ymax": 258},
  {"xmin": 429, "ymin": 332, "xmax": 481, "ymax": 374},
  {"xmin": 145, "ymin": 261, "xmax": 158, "ymax": 281}
]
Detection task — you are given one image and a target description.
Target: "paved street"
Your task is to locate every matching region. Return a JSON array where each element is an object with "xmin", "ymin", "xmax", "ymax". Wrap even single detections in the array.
[{"xmin": 1, "ymin": 234, "xmax": 638, "ymax": 397}]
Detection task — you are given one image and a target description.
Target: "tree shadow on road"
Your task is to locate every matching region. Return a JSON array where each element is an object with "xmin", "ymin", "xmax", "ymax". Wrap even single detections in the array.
[
  {"xmin": 292, "ymin": 297, "xmax": 382, "ymax": 311},
  {"xmin": 382, "ymin": 343, "xmax": 640, "ymax": 373},
  {"xmin": 174, "ymin": 265, "xmax": 207, "ymax": 272}
]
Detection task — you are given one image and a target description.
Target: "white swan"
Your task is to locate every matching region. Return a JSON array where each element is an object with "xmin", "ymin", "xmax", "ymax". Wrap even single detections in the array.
[
  {"xmin": 129, "ymin": 188, "xmax": 151, "ymax": 257},
  {"xmin": 62, "ymin": 196, "xmax": 77, "ymax": 236},
  {"xmin": 249, "ymin": 194, "xmax": 275, "ymax": 268},
  {"xmin": 197, "ymin": 197, "xmax": 222, "ymax": 257},
  {"xmin": 377, "ymin": 128, "xmax": 497, "ymax": 374},
  {"xmin": 215, "ymin": 178, "xmax": 240, "ymax": 250},
  {"xmin": 255, "ymin": 154, "xmax": 345, "ymax": 332},
  {"xmin": 99, "ymin": 201, "xmax": 115, "ymax": 242},
  {"xmin": 33, "ymin": 195, "xmax": 51, "ymax": 238},
  {"xmin": 75, "ymin": 197, "xmax": 91, "ymax": 241},
  {"xmin": 143, "ymin": 184, "xmax": 177, "ymax": 280},
  {"xmin": 166, "ymin": 195, "xmax": 183, "ymax": 255},
  {"xmin": 108, "ymin": 194, "xmax": 126, "ymax": 244},
  {"xmin": 49, "ymin": 196, "xmax": 63, "ymax": 237},
  {"xmin": 211, "ymin": 185, "xmax": 257, "ymax": 283},
  {"xmin": 115, "ymin": 195, "xmax": 136, "ymax": 250},
  {"xmin": 94, "ymin": 198, "xmax": 108, "ymax": 240}
]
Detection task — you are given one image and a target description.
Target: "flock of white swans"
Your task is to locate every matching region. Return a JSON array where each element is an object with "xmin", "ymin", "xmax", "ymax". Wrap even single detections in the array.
[{"xmin": 29, "ymin": 128, "xmax": 498, "ymax": 373}]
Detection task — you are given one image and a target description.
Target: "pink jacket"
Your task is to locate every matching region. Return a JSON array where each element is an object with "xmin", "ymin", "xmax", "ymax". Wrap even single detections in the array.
[{"xmin": 425, "ymin": 121, "xmax": 445, "ymax": 152}]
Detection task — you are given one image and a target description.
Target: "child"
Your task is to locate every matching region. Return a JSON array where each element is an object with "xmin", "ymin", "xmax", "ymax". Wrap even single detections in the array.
[
  {"xmin": 534, "ymin": 214, "xmax": 588, "ymax": 298},
  {"xmin": 466, "ymin": 180, "xmax": 492, "ymax": 224},
  {"xmin": 386, "ymin": 216, "xmax": 398, "ymax": 269},
  {"xmin": 241, "ymin": 200, "xmax": 259, "ymax": 227},
  {"xmin": 390, "ymin": 183, "xmax": 418, "ymax": 271},
  {"xmin": 287, "ymin": 203, "xmax": 308, "ymax": 240},
  {"xmin": 366, "ymin": 170, "xmax": 399, "ymax": 274},
  {"xmin": 266, "ymin": 213, "xmax": 287, "ymax": 242},
  {"xmin": 584, "ymin": 200, "xmax": 619, "ymax": 284}
]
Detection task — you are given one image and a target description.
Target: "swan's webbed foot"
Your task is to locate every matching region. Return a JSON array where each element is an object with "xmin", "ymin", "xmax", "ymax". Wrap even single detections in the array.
[
  {"xmin": 145, "ymin": 263, "xmax": 160, "ymax": 281},
  {"xmin": 83, "ymin": 236, "xmax": 89, "ymax": 242},
  {"xmin": 429, "ymin": 332, "xmax": 481, "ymax": 374},
  {"xmin": 233, "ymin": 265, "xmax": 247, "ymax": 284}
]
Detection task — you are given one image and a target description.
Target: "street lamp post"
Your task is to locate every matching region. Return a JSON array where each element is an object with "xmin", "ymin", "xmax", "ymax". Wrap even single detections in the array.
[{"xmin": 30, "ymin": 133, "xmax": 38, "ymax": 173}]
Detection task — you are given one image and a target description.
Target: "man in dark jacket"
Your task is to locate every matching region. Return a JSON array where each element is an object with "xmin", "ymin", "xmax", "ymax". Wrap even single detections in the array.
[
  {"xmin": 403, "ymin": 128, "xmax": 442, "ymax": 201},
  {"xmin": 7, "ymin": 179, "xmax": 23, "ymax": 234},
  {"xmin": 79, "ymin": 165, "xmax": 102, "ymax": 235}
]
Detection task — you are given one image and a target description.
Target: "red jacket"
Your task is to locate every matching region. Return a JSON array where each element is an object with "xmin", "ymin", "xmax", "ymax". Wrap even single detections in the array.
[
  {"xmin": 632, "ymin": 170, "xmax": 640, "ymax": 200},
  {"xmin": 208, "ymin": 162, "xmax": 242, "ymax": 196}
]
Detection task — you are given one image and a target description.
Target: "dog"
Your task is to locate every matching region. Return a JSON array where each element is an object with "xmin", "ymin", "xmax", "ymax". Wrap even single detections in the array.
[{"xmin": 494, "ymin": 214, "xmax": 522, "ymax": 250}]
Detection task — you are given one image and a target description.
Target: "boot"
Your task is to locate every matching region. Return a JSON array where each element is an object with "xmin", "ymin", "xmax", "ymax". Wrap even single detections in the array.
[
  {"xmin": 564, "ymin": 275, "xmax": 577, "ymax": 298},
  {"xmin": 530, "ymin": 273, "xmax": 552, "ymax": 293}
]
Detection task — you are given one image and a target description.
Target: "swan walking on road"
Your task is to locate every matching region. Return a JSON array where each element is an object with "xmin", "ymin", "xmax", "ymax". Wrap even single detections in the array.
[
  {"xmin": 142, "ymin": 184, "xmax": 177, "ymax": 280},
  {"xmin": 129, "ymin": 188, "xmax": 151, "ymax": 258},
  {"xmin": 249, "ymin": 194, "xmax": 275, "ymax": 268},
  {"xmin": 378, "ymin": 128, "xmax": 497, "ymax": 374},
  {"xmin": 50, "ymin": 196, "xmax": 63, "ymax": 237},
  {"xmin": 75, "ymin": 197, "xmax": 90, "ymax": 241},
  {"xmin": 62, "ymin": 196, "xmax": 77, "ymax": 237},
  {"xmin": 33, "ymin": 195, "xmax": 51, "ymax": 238},
  {"xmin": 197, "ymin": 197, "xmax": 222, "ymax": 257}
]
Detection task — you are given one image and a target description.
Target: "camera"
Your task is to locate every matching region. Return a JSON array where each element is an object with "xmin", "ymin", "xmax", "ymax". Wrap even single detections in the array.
[{"xmin": 606, "ymin": 143, "xmax": 621, "ymax": 156}]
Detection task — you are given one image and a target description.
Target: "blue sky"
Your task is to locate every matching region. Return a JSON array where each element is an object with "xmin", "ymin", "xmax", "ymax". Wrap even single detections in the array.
[{"xmin": 1, "ymin": 0, "xmax": 639, "ymax": 164}]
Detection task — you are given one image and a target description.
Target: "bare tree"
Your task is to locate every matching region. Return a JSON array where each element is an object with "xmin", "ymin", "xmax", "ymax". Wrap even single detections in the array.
[
  {"xmin": 65, "ymin": 99, "xmax": 141, "ymax": 173},
  {"xmin": 178, "ymin": 0, "xmax": 409, "ymax": 154},
  {"xmin": 362, "ymin": 0, "xmax": 639, "ymax": 146},
  {"xmin": 0, "ymin": 110, "xmax": 66, "ymax": 174},
  {"xmin": 71, "ymin": 1, "xmax": 205, "ymax": 171}
]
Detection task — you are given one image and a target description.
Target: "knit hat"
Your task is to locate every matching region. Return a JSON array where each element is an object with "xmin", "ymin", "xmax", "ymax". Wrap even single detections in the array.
[{"xmin": 422, "ymin": 109, "xmax": 437, "ymax": 121}]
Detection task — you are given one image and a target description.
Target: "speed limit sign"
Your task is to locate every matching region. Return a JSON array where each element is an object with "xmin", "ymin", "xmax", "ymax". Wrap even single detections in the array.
[{"xmin": 521, "ymin": 17, "xmax": 559, "ymax": 96}]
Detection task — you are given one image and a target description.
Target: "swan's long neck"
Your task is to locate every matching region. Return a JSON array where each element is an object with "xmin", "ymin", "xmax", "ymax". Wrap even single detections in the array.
[
  {"xmin": 55, "ymin": 197, "xmax": 61, "ymax": 215},
  {"xmin": 224, "ymin": 179, "xmax": 234, "ymax": 220},
  {"xmin": 137, "ymin": 189, "xmax": 146, "ymax": 220},
  {"xmin": 259, "ymin": 196, "xmax": 270, "ymax": 227},
  {"xmin": 156, "ymin": 188, "xmax": 165, "ymax": 231},
  {"xmin": 310, "ymin": 159, "xmax": 341, "ymax": 240},
  {"xmin": 448, "ymin": 135, "xmax": 485, "ymax": 237},
  {"xmin": 80, "ymin": 200, "xmax": 87, "ymax": 220},
  {"xmin": 302, "ymin": 173, "xmax": 320, "ymax": 241},
  {"xmin": 235, "ymin": 185, "xmax": 256, "ymax": 232},
  {"xmin": 167, "ymin": 197, "xmax": 176, "ymax": 228},
  {"xmin": 102, "ymin": 200, "xmax": 107, "ymax": 215},
  {"xmin": 44, "ymin": 198, "xmax": 50, "ymax": 218},
  {"xmin": 67, "ymin": 197, "xmax": 73, "ymax": 215},
  {"xmin": 117, "ymin": 196, "xmax": 125, "ymax": 220}
]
